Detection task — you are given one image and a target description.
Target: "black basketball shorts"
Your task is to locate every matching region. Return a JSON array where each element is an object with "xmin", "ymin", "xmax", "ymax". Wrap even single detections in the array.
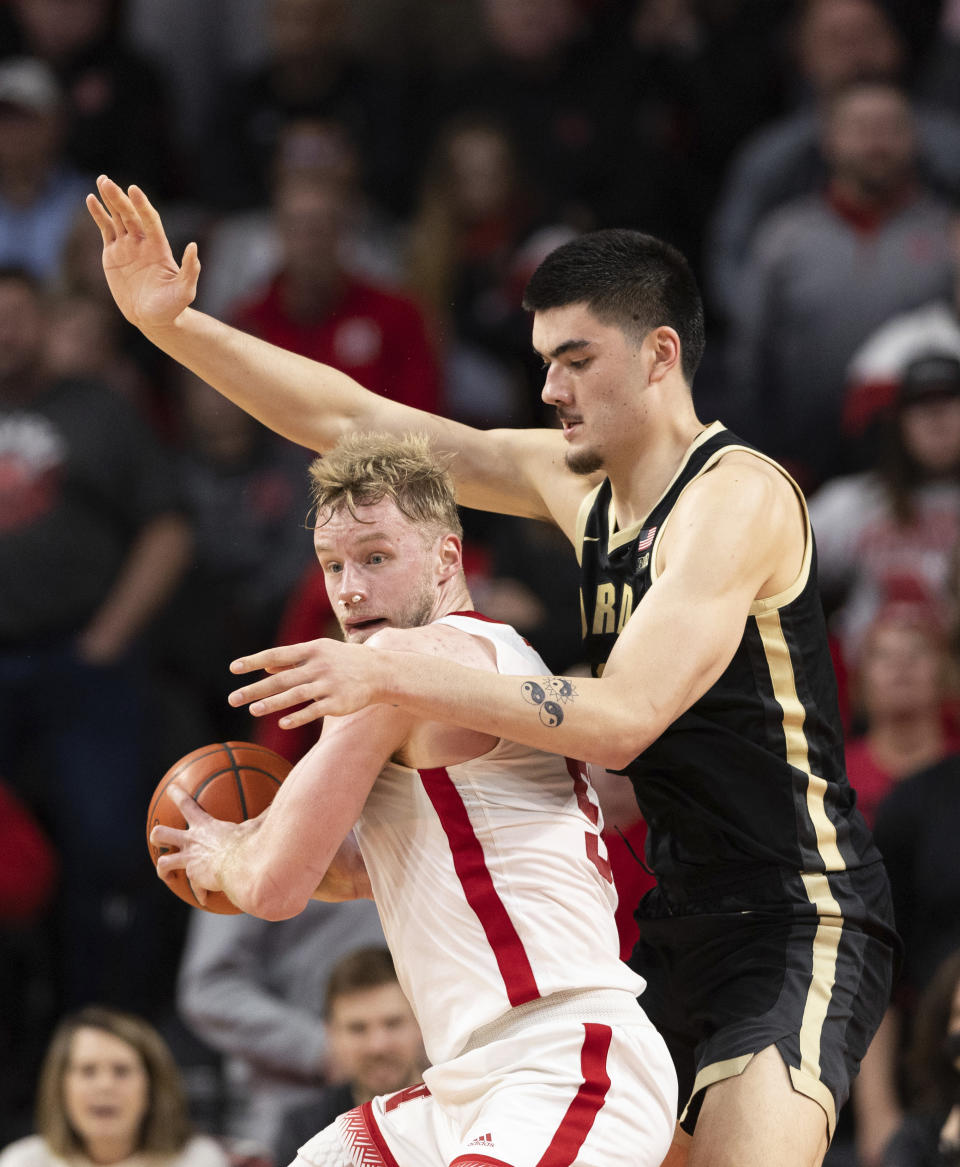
[{"xmin": 628, "ymin": 863, "xmax": 898, "ymax": 1139}]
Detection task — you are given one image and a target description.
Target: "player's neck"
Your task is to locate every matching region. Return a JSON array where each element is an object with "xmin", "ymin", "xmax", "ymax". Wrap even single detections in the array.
[
  {"xmin": 431, "ymin": 578, "xmax": 475, "ymax": 623},
  {"xmin": 608, "ymin": 407, "xmax": 706, "ymax": 530}
]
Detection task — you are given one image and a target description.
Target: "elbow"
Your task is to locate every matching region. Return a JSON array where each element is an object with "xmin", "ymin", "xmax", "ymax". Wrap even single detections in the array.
[
  {"xmin": 595, "ymin": 740, "xmax": 647, "ymax": 772},
  {"xmin": 243, "ymin": 868, "xmax": 312, "ymax": 921},
  {"xmin": 589, "ymin": 704, "xmax": 661, "ymax": 771}
]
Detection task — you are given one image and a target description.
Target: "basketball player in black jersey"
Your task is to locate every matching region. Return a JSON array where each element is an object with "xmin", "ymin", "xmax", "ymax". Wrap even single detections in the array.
[{"xmin": 88, "ymin": 177, "xmax": 898, "ymax": 1167}]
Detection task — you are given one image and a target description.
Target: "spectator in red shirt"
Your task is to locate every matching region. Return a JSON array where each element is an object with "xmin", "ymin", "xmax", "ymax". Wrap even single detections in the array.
[
  {"xmin": 230, "ymin": 172, "xmax": 442, "ymax": 416},
  {"xmin": 844, "ymin": 602, "xmax": 960, "ymax": 828}
]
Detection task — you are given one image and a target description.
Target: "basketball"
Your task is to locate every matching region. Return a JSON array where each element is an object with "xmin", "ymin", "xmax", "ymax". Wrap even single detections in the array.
[{"xmin": 147, "ymin": 741, "xmax": 292, "ymax": 914}]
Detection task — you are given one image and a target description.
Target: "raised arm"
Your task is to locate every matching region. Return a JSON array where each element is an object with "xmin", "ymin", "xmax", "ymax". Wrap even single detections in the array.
[
  {"xmin": 230, "ymin": 457, "xmax": 805, "ymax": 768},
  {"xmin": 85, "ymin": 178, "xmax": 577, "ymax": 527}
]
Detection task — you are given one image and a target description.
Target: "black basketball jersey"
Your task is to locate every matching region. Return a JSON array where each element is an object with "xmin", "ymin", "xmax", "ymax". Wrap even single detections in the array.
[{"xmin": 576, "ymin": 422, "xmax": 882, "ymax": 898}]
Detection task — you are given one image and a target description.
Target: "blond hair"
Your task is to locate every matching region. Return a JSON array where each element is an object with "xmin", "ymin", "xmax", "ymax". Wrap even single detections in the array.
[
  {"xmin": 309, "ymin": 432, "xmax": 462, "ymax": 540},
  {"xmin": 36, "ymin": 1006, "xmax": 193, "ymax": 1159}
]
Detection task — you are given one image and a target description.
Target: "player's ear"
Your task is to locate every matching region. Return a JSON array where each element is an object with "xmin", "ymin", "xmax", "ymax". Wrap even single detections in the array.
[
  {"xmin": 437, "ymin": 533, "xmax": 462, "ymax": 580},
  {"xmin": 646, "ymin": 326, "xmax": 681, "ymax": 385}
]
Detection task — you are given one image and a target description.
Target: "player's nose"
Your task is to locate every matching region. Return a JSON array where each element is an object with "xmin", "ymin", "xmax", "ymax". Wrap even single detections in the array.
[
  {"xmin": 541, "ymin": 364, "xmax": 571, "ymax": 406},
  {"xmin": 336, "ymin": 566, "xmax": 366, "ymax": 606}
]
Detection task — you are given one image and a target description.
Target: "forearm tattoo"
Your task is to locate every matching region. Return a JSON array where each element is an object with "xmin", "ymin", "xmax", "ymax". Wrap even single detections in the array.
[{"xmin": 520, "ymin": 677, "xmax": 578, "ymax": 728}]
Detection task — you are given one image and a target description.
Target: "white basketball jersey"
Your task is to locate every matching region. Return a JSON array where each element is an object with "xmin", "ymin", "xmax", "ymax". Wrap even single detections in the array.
[{"xmin": 353, "ymin": 612, "xmax": 645, "ymax": 1065}]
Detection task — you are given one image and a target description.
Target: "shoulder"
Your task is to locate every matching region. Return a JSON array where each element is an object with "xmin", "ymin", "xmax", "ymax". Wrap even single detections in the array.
[
  {"xmin": 662, "ymin": 450, "xmax": 804, "ymax": 588},
  {"xmin": 875, "ymin": 757, "xmax": 958, "ymax": 823},
  {"xmin": 755, "ymin": 191, "xmax": 826, "ymax": 238},
  {"xmin": 727, "ymin": 114, "xmax": 816, "ymax": 179},
  {"xmin": 689, "ymin": 449, "xmax": 799, "ymax": 520},
  {"xmin": 175, "ymin": 1135, "xmax": 230, "ymax": 1167},
  {"xmin": 366, "ymin": 620, "xmax": 498, "ymax": 672},
  {"xmin": 0, "ymin": 1138, "xmax": 56, "ymax": 1167}
]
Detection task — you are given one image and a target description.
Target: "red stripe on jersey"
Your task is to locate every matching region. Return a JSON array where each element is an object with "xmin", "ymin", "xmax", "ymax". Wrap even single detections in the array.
[
  {"xmin": 345, "ymin": 1101, "xmax": 400, "ymax": 1167},
  {"xmin": 420, "ymin": 767, "xmax": 540, "ymax": 1007},
  {"xmin": 536, "ymin": 1023, "xmax": 613, "ymax": 1167},
  {"xmin": 450, "ymin": 1157, "xmax": 517, "ymax": 1166}
]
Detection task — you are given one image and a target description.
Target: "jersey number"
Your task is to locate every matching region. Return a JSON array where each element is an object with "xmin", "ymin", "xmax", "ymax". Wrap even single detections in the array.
[{"xmin": 565, "ymin": 758, "xmax": 613, "ymax": 884}]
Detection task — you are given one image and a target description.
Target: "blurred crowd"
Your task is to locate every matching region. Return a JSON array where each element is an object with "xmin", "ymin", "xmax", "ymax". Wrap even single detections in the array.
[{"xmin": 4, "ymin": 1, "xmax": 960, "ymax": 1165}]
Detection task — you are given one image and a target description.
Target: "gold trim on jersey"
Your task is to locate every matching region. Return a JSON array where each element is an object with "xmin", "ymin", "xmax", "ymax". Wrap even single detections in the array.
[
  {"xmin": 796, "ymin": 873, "xmax": 843, "ymax": 1138},
  {"xmin": 681, "ymin": 1052, "xmax": 754, "ymax": 1126},
  {"xmin": 574, "ymin": 483, "xmax": 604, "ymax": 567},
  {"xmin": 647, "ymin": 440, "xmax": 812, "ymax": 609},
  {"xmin": 607, "ymin": 421, "xmax": 726, "ymax": 554},
  {"xmin": 755, "ymin": 607, "xmax": 846, "ymax": 873},
  {"xmin": 681, "ymin": 1044, "xmax": 837, "ymax": 1138}
]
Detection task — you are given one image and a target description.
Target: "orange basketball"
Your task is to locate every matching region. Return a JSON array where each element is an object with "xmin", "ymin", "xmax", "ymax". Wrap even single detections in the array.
[{"xmin": 146, "ymin": 741, "xmax": 292, "ymax": 914}]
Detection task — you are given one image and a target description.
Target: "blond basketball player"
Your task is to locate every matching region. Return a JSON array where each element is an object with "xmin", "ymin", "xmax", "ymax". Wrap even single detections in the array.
[{"xmin": 151, "ymin": 434, "xmax": 676, "ymax": 1167}]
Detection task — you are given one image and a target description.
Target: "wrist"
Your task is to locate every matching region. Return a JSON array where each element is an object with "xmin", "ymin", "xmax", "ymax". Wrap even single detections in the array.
[
  {"xmin": 372, "ymin": 648, "xmax": 410, "ymax": 707},
  {"xmin": 140, "ymin": 305, "xmax": 195, "ymax": 343}
]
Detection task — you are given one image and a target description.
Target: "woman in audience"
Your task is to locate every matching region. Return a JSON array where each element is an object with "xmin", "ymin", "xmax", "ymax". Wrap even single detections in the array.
[
  {"xmin": 810, "ymin": 352, "xmax": 960, "ymax": 683},
  {"xmin": 0, "ymin": 1006, "xmax": 227, "ymax": 1167},
  {"xmin": 844, "ymin": 603, "xmax": 960, "ymax": 828}
]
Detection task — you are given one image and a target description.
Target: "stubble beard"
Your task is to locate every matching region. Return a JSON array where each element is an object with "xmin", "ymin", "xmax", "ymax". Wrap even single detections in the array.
[
  {"xmin": 565, "ymin": 447, "xmax": 604, "ymax": 476},
  {"xmin": 393, "ymin": 573, "xmax": 437, "ymax": 632}
]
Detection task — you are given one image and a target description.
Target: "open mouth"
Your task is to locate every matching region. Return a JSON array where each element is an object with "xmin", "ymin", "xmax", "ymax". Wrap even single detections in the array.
[{"xmin": 346, "ymin": 617, "xmax": 388, "ymax": 634}]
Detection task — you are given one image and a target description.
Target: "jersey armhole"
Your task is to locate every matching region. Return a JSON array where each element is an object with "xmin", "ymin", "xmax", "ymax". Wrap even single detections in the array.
[{"xmin": 648, "ymin": 445, "xmax": 812, "ymax": 612}]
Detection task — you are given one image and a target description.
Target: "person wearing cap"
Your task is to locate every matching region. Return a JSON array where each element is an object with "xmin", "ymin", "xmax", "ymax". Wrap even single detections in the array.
[
  {"xmin": 0, "ymin": 56, "xmax": 89, "ymax": 280},
  {"xmin": 809, "ymin": 349, "xmax": 960, "ymax": 680}
]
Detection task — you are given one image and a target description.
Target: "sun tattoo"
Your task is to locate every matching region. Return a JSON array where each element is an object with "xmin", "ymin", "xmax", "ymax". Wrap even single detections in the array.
[{"xmin": 520, "ymin": 677, "xmax": 579, "ymax": 727}]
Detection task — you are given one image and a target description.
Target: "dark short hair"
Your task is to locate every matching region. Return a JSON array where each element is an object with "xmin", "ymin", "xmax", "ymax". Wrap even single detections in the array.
[
  {"xmin": 324, "ymin": 945, "xmax": 399, "ymax": 1019},
  {"xmin": 522, "ymin": 228, "xmax": 706, "ymax": 383}
]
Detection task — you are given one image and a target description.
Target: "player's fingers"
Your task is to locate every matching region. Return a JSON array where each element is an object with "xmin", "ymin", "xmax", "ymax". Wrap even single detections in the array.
[
  {"xmin": 96, "ymin": 175, "xmax": 142, "ymax": 237},
  {"xmin": 230, "ymin": 646, "xmax": 306, "ymax": 675},
  {"xmin": 128, "ymin": 184, "xmax": 165, "ymax": 238},
  {"xmin": 167, "ymin": 783, "xmax": 210, "ymax": 822},
  {"xmin": 156, "ymin": 851, "xmax": 186, "ymax": 875},
  {"xmin": 248, "ymin": 684, "xmax": 324, "ymax": 717},
  {"xmin": 228, "ymin": 668, "xmax": 309, "ymax": 707},
  {"xmin": 181, "ymin": 240, "xmax": 201, "ymax": 280},
  {"xmin": 85, "ymin": 193, "xmax": 117, "ymax": 244},
  {"xmin": 150, "ymin": 824, "xmax": 185, "ymax": 849},
  {"xmin": 278, "ymin": 703, "xmax": 325, "ymax": 730}
]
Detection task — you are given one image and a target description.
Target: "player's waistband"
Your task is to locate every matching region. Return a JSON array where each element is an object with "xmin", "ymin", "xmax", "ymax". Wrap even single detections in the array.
[{"xmin": 460, "ymin": 988, "xmax": 644, "ymax": 1055}]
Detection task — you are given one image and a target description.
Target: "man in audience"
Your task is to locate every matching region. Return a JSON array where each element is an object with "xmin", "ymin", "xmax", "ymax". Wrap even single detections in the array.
[{"xmin": 272, "ymin": 945, "xmax": 424, "ymax": 1167}]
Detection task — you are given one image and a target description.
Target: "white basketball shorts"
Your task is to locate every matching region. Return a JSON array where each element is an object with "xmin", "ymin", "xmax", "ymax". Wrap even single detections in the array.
[{"xmin": 296, "ymin": 989, "xmax": 677, "ymax": 1167}]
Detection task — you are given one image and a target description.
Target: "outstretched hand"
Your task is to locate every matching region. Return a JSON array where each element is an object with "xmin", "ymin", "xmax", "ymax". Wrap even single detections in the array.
[
  {"xmin": 228, "ymin": 639, "xmax": 385, "ymax": 727},
  {"xmin": 85, "ymin": 175, "xmax": 201, "ymax": 332}
]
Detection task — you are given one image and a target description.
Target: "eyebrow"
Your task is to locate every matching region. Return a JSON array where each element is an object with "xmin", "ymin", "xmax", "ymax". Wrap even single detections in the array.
[
  {"xmin": 535, "ymin": 338, "xmax": 594, "ymax": 361},
  {"xmin": 314, "ymin": 529, "xmax": 394, "ymax": 552}
]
